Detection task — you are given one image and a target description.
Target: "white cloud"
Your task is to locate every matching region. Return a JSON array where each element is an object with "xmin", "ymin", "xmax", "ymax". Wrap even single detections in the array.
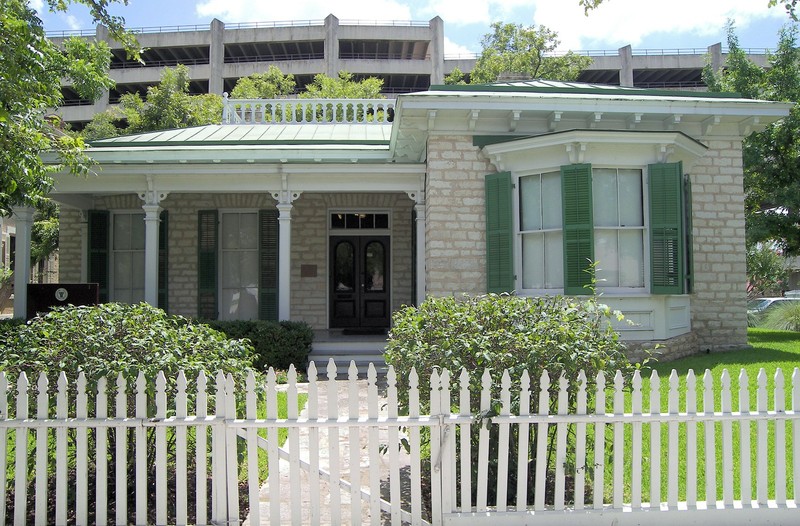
[
  {"xmin": 30, "ymin": 0, "xmax": 44, "ymax": 12},
  {"xmin": 195, "ymin": 0, "xmax": 412, "ymax": 23},
  {"xmin": 443, "ymin": 36, "xmax": 477, "ymax": 57},
  {"xmin": 64, "ymin": 14, "xmax": 81, "ymax": 31},
  {"xmin": 529, "ymin": 0, "xmax": 786, "ymax": 50}
]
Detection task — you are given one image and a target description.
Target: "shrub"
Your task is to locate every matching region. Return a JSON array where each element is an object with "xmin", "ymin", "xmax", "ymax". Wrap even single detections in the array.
[
  {"xmin": 0, "ymin": 302, "xmax": 256, "ymax": 399},
  {"xmin": 763, "ymin": 301, "xmax": 800, "ymax": 331},
  {"xmin": 385, "ymin": 293, "xmax": 642, "ymax": 506},
  {"xmin": 203, "ymin": 319, "xmax": 313, "ymax": 372}
]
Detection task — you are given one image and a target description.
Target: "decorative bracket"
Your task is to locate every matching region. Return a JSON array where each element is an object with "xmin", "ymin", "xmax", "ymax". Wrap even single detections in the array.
[
  {"xmin": 271, "ymin": 173, "xmax": 302, "ymax": 204},
  {"xmin": 566, "ymin": 142, "xmax": 587, "ymax": 164},
  {"xmin": 138, "ymin": 176, "xmax": 169, "ymax": 205},
  {"xmin": 509, "ymin": 110, "xmax": 521, "ymax": 132},
  {"xmin": 586, "ymin": 112, "xmax": 602, "ymax": 129},
  {"xmin": 468, "ymin": 109, "xmax": 480, "ymax": 131},
  {"xmin": 427, "ymin": 110, "xmax": 437, "ymax": 130},
  {"xmin": 548, "ymin": 111, "xmax": 562, "ymax": 132},
  {"xmin": 657, "ymin": 144, "xmax": 675, "ymax": 163},
  {"xmin": 627, "ymin": 113, "xmax": 643, "ymax": 129},
  {"xmin": 739, "ymin": 116, "xmax": 761, "ymax": 136},
  {"xmin": 702, "ymin": 115, "xmax": 722, "ymax": 136},
  {"xmin": 405, "ymin": 189, "xmax": 425, "ymax": 206},
  {"xmin": 664, "ymin": 114, "xmax": 682, "ymax": 130}
]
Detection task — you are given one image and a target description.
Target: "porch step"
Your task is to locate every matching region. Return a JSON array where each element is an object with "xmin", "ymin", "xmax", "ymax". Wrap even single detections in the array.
[{"xmin": 308, "ymin": 341, "xmax": 388, "ymax": 378}]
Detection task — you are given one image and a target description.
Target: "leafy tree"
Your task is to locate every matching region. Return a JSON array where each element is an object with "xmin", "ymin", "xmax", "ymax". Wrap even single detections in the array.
[
  {"xmin": 0, "ymin": 0, "xmax": 136, "ymax": 214},
  {"xmin": 470, "ymin": 22, "xmax": 592, "ymax": 84},
  {"xmin": 31, "ymin": 200, "xmax": 59, "ymax": 267},
  {"xmin": 704, "ymin": 24, "xmax": 800, "ymax": 254},
  {"xmin": 747, "ymin": 243, "xmax": 789, "ymax": 298},
  {"xmin": 82, "ymin": 65, "xmax": 223, "ymax": 139},
  {"xmin": 443, "ymin": 66, "xmax": 468, "ymax": 85},
  {"xmin": 299, "ymin": 71, "xmax": 384, "ymax": 98},
  {"xmin": 580, "ymin": 0, "xmax": 800, "ymax": 19},
  {"xmin": 230, "ymin": 66, "xmax": 296, "ymax": 98}
]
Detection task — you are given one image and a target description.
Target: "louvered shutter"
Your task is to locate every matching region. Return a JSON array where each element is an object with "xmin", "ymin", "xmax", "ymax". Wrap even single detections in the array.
[
  {"xmin": 87, "ymin": 210, "xmax": 110, "ymax": 303},
  {"xmin": 259, "ymin": 209, "xmax": 279, "ymax": 321},
  {"xmin": 561, "ymin": 164, "xmax": 594, "ymax": 295},
  {"xmin": 485, "ymin": 172, "xmax": 514, "ymax": 293},
  {"xmin": 197, "ymin": 210, "xmax": 218, "ymax": 319},
  {"xmin": 649, "ymin": 162, "xmax": 685, "ymax": 294},
  {"xmin": 158, "ymin": 210, "xmax": 168, "ymax": 311},
  {"xmin": 684, "ymin": 173, "xmax": 694, "ymax": 293}
]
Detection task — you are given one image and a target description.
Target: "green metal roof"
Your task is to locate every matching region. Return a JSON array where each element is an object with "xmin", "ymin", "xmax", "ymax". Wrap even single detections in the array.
[
  {"xmin": 89, "ymin": 123, "xmax": 393, "ymax": 148},
  {"xmin": 428, "ymin": 79, "xmax": 743, "ymax": 99}
]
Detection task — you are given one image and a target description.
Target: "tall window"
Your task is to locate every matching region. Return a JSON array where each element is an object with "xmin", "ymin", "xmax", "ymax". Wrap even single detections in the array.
[
  {"xmin": 592, "ymin": 168, "xmax": 645, "ymax": 289},
  {"xmin": 112, "ymin": 212, "xmax": 145, "ymax": 303},
  {"xmin": 220, "ymin": 211, "xmax": 259, "ymax": 320},
  {"xmin": 519, "ymin": 171, "xmax": 563, "ymax": 289}
]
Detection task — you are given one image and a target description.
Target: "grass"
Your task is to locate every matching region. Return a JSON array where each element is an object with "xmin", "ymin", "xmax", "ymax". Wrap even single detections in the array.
[{"xmin": 603, "ymin": 328, "xmax": 799, "ymax": 504}]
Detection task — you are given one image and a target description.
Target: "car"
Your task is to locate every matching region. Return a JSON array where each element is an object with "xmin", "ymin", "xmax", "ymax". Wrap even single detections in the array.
[{"xmin": 747, "ymin": 297, "xmax": 800, "ymax": 315}]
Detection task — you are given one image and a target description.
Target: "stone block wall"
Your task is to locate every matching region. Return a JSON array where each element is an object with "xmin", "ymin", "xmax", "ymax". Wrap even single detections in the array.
[
  {"xmin": 689, "ymin": 138, "xmax": 748, "ymax": 352},
  {"xmin": 58, "ymin": 208, "xmax": 83, "ymax": 283},
  {"xmin": 425, "ymin": 135, "xmax": 494, "ymax": 296}
]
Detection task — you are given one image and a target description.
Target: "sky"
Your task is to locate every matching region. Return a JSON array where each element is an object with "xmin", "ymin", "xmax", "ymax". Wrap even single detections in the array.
[{"xmin": 35, "ymin": 0, "xmax": 792, "ymax": 56}]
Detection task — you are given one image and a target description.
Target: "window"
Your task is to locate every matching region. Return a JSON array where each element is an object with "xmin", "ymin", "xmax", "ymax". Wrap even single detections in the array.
[
  {"xmin": 488, "ymin": 161, "xmax": 688, "ymax": 296},
  {"xmin": 592, "ymin": 168, "xmax": 645, "ymax": 289},
  {"xmin": 111, "ymin": 212, "xmax": 145, "ymax": 303},
  {"xmin": 220, "ymin": 211, "xmax": 259, "ymax": 321},
  {"xmin": 519, "ymin": 171, "xmax": 563, "ymax": 289}
]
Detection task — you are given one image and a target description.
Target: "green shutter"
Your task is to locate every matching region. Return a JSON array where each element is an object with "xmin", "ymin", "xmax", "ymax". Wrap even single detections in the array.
[
  {"xmin": 197, "ymin": 210, "xmax": 218, "ymax": 319},
  {"xmin": 649, "ymin": 162, "xmax": 685, "ymax": 294},
  {"xmin": 562, "ymin": 164, "xmax": 594, "ymax": 295},
  {"xmin": 87, "ymin": 210, "xmax": 110, "ymax": 303},
  {"xmin": 684, "ymin": 173, "xmax": 694, "ymax": 293},
  {"xmin": 259, "ymin": 209, "xmax": 279, "ymax": 321},
  {"xmin": 485, "ymin": 172, "xmax": 514, "ymax": 293},
  {"xmin": 158, "ymin": 210, "xmax": 169, "ymax": 311}
]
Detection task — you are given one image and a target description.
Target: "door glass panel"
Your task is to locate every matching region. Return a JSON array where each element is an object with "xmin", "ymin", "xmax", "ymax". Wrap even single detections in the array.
[
  {"xmin": 364, "ymin": 241, "xmax": 385, "ymax": 292},
  {"xmin": 334, "ymin": 241, "xmax": 355, "ymax": 291}
]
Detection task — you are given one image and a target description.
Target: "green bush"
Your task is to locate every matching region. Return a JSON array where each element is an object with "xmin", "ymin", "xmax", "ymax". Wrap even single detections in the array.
[
  {"xmin": 0, "ymin": 302, "xmax": 255, "ymax": 394},
  {"xmin": 203, "ymin": 319, "xmax": 313, "ymax": 372},
  {"xmin": 763, "ymin": 301, "xmax": 800, "ymax": 331},
  {"xmin": 385, "ymin": 293, "xmax": 641, "ymax": 506}
]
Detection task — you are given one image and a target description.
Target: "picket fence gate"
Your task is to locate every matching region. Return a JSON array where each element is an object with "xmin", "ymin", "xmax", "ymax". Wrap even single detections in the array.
[{"xmin": 0, "ymin": 360, "xmax": 798, "ymax": 525}]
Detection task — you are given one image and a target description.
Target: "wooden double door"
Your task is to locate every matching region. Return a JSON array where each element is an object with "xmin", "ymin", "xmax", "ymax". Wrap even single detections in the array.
[{"xmin": 329, "ymin": 235, "xmax": 390, "ymax": 328}]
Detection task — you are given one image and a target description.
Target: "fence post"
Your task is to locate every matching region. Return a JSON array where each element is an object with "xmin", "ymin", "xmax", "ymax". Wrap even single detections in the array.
[
  {"xmin": 429, "ymin": 368, "xmax": 443, "ymax": 526},
  {"xmin": 212, "ymin": 371, "xmax": 228, "ymax": 524}
]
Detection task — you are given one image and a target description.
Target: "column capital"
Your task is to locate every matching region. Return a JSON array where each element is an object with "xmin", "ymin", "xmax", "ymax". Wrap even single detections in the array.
[
  {"xmin": 271, "ymin": 190, "xmax": 302, "ymax": 205},
  {"xmin": 138, "ymin": 190, "xmax": 169, "ymax": 206},
  {"xmin": 12, "ymin": 206, "xmax": 35, "ymax": 223}
]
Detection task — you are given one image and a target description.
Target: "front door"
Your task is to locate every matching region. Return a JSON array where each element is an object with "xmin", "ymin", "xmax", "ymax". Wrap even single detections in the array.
[{"xmin": 330, "ymin": 236, "xmax": 390, "ymax": 328}]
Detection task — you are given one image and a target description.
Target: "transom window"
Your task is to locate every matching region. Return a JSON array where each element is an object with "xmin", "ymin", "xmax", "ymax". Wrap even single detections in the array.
[{"xmin": 331, "ymin": 213, "xmax": 389, "ymax": 230}]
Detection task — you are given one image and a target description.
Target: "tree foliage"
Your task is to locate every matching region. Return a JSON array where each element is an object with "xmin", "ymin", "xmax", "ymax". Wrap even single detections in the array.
[
  {"xmin": 581, "ymin": 0, "xmax": 800, "ymax": 19},
  {"xmin": 704, "ymin": 24, "xmax": 800, "ymax": 254},
  {"xmin": 746, "ymin": 243, "xmax": 789, "ymax": 298},
  {"xmin": 469, "ymin": 22, "xmax": 592, "ymax": 84},
  {"xmin": 230, "ymin": 66, "xmax": 296, "ymax": 98},
  {"xmin": 443, "ymin": 66, "xmax": 468, "ymax": 85},
  {"xmin": 0, "ymin": 0, "xmax": 136, "ymax": 214},
  {"xmin": 83, "ymin": 65, "xmax": 223, "ymax": 140},
  {"xmin": 299, "ymin": 71, "xmax": 384, "ymax": 98}
]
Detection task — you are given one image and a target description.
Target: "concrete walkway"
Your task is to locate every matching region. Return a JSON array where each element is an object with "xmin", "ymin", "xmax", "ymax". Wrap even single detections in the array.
[{"xmin": 245, "ymin": 378, "xmax": 412, "ymax": 525}]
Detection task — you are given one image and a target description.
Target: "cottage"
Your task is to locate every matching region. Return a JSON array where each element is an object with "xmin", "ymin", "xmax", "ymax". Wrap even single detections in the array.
[{"xmin": 16, "ymin": 81, "xmax": 790, "ymax": 359}]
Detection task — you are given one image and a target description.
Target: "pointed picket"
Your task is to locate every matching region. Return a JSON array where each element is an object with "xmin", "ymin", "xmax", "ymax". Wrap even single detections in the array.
[
  {"xmin": 534, "ymin": 370, "xmax": 551, "ymax": 511},
  {"xmin": 720, "ymin": 370, "xmax": 734, "ymax": 506},
  {"xmin": 386, "ymin": 365, "xmax": 401, "ymax": 525},
  {"xmin": 55, "ymin": 372, "xmax": 68, "ymax": 526},
  {"xmin": 667, "ymin": 370, "xmax": 680, "ymax": 508},
  {"xmin": 612, "ymin": 370, "xmax": 624, "ymax": 509},
  {"xmin": 756, "ymin": 368, "xmax": 768, "ymax": 505},
  {"xmin": 245, "ymin": 371, "xmax": 260, "ymax": 526},
  {"xmin": 738, "ymin": 369, "xmax": 751, "ymax": 507},
  {"xmin": 429, "ymin": 368, "xmax": 443, "ymax": 524},
  {"xmin": 441, "ymin": 368, "xmax": 456, "ymax": 514},
  {"xmin": 574, "ymin": 370, "xmax": 587, "ymax": 511},
  {"xmin": 135, "ymin": 371, "xmax": 148, "ymax": 525},
  {"xmin": 649, "ymin": 370, "xmax": 661, "ymax": 508},
  {"xmin": 175, "ymin": 371, "xmax": 188, "ymax": 526},
  {"xmin": 348, "ymin": 361, "xmax": 361, "ymax": 524},
  {"xmin": 326, "ymin": 359, "xmax": 342, "ymax": 526},
  {"xmin": 195, "ymin": 370, "xmax": 209, "ymax": 526},
  {"xmin": 476, "ymin": 369, "xmax": 492, "ymax": 512},
  {"xmin": 517, "ymin": 370, "xmax": 532, "ymax": 511},
  {"xmin": 793, "ymin": 368, "xmax": 800, "ymax": 504},
  {"xmin": 224, "ymin": 373, "xmax": 239, "ymax": 522},
  {"xmin": 497, "ymin": 370, "xmax": 512, "ymax": 512},
  {"xmin": 95, "ymin": 376, "xmax": 109, "ymax": 526},
  {"xmin": 0, "ymin": 372, "xmax": 8, "ymax": 526},
  {"xmin": 408, "ymin": 367, "xmax": 422, "ymax": 525},
  {"xmin": 593, "ymin": 371, "xmax": 606, "ymax": 510},
  {"xmin": 367, "ymin": 364, "xmax": 381, "ymax": 525},
  {"xmin": 307, "ymin": 362, "xmax": 321, "ymax": 526},
  {"xmin": 155, "ymin": 371, "xmax": 168, "ymax": 526},
  {"xmin": 115, "ymin": 373, "xmax": 128, "ymax": 525},
  {"xmin": 13, "ymin": 373, "xmax": 30, "ymax": 526},
  {"xmin": 631, "ymin": 370, "xmax": 643, "ymax": 509},
  {"xmin": 34, "ymin": 373, "xmax": 49, "ymax": 526},
  {"xmin": 703, "ymin": 369, "xmax": 717, "ymax": 507},
  {"xmin": 287, "ymin": 365, "xmax": 301, "ymax": 524},
  {"xmin": 686, "ymin": 370, "xmax": 698, "ymax": 508},
  {"xmin": 76, "ymin": 373, "xmax": 89, "ymax": 526},
  {"xmin": 459, "ymin": 368, "xmax": 473, "ymax": 513},
  {"xmin": 266, "ymin": 367, "xmax": 281, "ymax": 526},
  {"xmin": 773, "ymin": 368, "xmax": 786, "ymax": 505}
]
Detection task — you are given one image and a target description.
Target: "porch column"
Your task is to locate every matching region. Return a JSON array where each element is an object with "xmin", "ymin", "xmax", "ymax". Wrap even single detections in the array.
[
  {"xmin": 277, "ymin": 202, "xmax": 293, "ymax": 320},
  {"xmin": 139, "ymin": 184, "xmax": 168, "ymax": 307},
  {"xmin": 409, "ymin": 190, "xmax": 426, "ymax": 305},
  {"xmin": 12, "ymin": 206, "xmax": 34, "ymax": 319}
]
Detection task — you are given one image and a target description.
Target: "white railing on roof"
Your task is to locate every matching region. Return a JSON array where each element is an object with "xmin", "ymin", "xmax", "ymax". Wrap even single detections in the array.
[{"xmin": 221, "ymin": 95, "xmax": 396, "ymax": 125}]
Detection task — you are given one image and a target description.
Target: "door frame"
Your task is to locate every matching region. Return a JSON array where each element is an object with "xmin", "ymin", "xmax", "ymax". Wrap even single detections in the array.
[{"xmin": 327, "ymin": 209, "xmax": 392, "ymax": 329}]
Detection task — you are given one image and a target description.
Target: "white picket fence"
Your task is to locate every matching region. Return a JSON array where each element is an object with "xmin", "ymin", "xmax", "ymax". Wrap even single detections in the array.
[{"xmin": 0, "ymin": 362, "xmax": 798, "ymax": 525}]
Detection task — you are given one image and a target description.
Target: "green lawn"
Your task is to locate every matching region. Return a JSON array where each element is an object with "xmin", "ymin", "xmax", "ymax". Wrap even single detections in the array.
[{"xmin": 605, "ymin": 328, "xmax": 799, "ymax": 503}]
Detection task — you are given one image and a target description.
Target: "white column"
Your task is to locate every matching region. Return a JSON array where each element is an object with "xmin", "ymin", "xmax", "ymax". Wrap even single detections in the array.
[
  {"xmin": 277, "ymin": 202, "xmax": 293, "ymax": 320},
  {"xmin": 142, "ymin": 204, "xmax": 161, "ymax": 306},
  {"xmin": 12, "ymin": 206, "xmax": 35, "ymax": 319},
  {"xmin": 415, "ymin": 202, "xmax": 426, "ymax": 305}
]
